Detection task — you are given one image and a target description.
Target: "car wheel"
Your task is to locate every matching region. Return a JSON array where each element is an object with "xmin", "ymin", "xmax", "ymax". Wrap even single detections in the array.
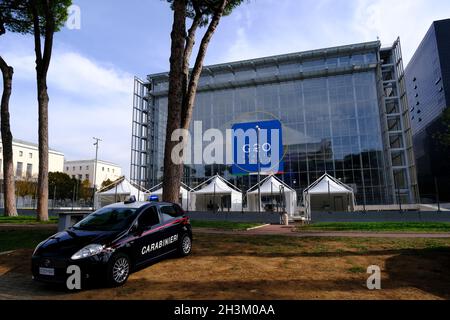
[
  {"xmin": 178, "ymin": 234, "xmax": 192, "ymax": 257},
  {"xmin": 107, "ymin": 253, "xmax": 130, "ymax": 287}
]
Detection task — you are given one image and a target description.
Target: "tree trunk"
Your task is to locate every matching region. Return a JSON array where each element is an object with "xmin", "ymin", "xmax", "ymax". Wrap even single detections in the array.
[
  {"xmin": 36, "ymin": 75, "xmax": 49, "ymax": 221},
  {"xmin": 162, "ymin": 0, "xmax": 187, "ymax": 204},
  {"xmin": 31, "ymin": 0, "xmax": 54, "ymax": 222},
  {"xmin": 181, "ymin": 0, "xmax": 228, "ymax": 130},
  {"xmin": 162, "ymin": 0, "xmax": 228, "ymax": 203},
  {"xmin": 0, "ymin": 56, "xmax": 18, "ymax": 217}
]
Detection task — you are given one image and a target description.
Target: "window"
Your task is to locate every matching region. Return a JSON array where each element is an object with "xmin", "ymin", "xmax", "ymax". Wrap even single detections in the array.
[
  {"xmin": 160, "ymin": 204, "xmax": 184, "ymax": 221},
  {"xmin": 26, "ymin": 164, "xmax": 33, "ymax": 178},
  {"xmin": 73, "ymin": 166, "xmax": 75, "ymax": 171},
  {"xmin": 391, "ymin": 151, "xmax": 405, "ymax": 167},
  {"xmin": 393, "ymin": 169, "xmax": 408, "ymax": 189},
  {"xmin": 66, "ymin": 167, "xmax": 69, "ymax": 171},
  {"xmin": 387, "ymin": 116, "xmax": 402, "ymax": 131},
  {"xmin": 80, "ymin": 166, "xmax": 82, "ymax": 170},
  {"xmin": 19, "ymin": 151, "xmax": 23, "ymax": 157},
  {"xmin": 73, "ymin": 207, "xmax": 139, "ymax": 232},
  {"xmin": 16, "ymin": 162, "xmax": 23, "ymax": 177},
  {"xmin": 112, "ymin": 169, "xmax": 115, "ymax": 173},
  {"xmin": 78, "ymin": 174, "xmax": 83, "ymax": 180},
  {"xmin": 102, "ymin": 167, "xmax": 105, "ymax": 172},
  {"xmin": 86, "ymin": 174, "xmax": 89, "ymax": 180},
  {"xmin": 107, "ymin": 168, "xmax": 110, "ymax": 173},
  {"xmin": 138, "ymin": 206, "xmax": 160, "ymax": 229},
  {"xmin": 29, "ymin": 153, "xmax": 33, "ymax": 159},
  {"xmin": 86, "ymin": 166, "xmax": 89, "ymax": 170},
  {"xmin": 389, "ymin": 134, "xmax": 404, "ymax": 149}
]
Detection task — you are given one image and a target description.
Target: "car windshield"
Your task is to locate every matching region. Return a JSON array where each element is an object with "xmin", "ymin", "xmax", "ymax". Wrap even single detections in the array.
[{"xmin": 73, "ymin": 207, "xmax": 139, "ymax": 231}]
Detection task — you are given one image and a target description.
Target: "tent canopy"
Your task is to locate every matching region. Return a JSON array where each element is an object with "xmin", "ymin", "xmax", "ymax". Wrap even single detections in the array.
[
  {"xmin": 193, "ymin": 175, "xmax": 241, "ymax": 195},
  {"xmin": 192, "ymin": 175, "xmax": 243, "ymax": 212},
  {"xmin": 95, "ymin": 177, "xmax": 149, "ymax": 209},
  {"xmin": 247, "ymin": 175, "xmax": 298, "ymax": 215},
  {"xmin": 304, "ymin": 173, "xmax": 353, "ymax": 195},
  {"xmin": 248, "ymin": 175, "xmax": 296, "ymax": 195},
  {"xmin": 149, "ymin": 182, "xmax": 192, "ymax": 195},
  {"xmin": 147, "ymin": 182, "xmax": 193, "ymax": 211},
  {"xmin": 303, "ymin": 173, "xmax": 356, "ymax": 220}
]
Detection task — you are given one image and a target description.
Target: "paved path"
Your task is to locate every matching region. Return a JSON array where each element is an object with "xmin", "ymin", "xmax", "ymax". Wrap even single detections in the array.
[{"xmin": 194, "ymin": 224, "xmax": 450, "ymax": 238}]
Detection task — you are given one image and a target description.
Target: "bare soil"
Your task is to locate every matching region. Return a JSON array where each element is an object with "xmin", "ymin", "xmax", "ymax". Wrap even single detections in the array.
[{"xmin": 0, "ymin": 233, "xmax": 449, "ymax": 300}]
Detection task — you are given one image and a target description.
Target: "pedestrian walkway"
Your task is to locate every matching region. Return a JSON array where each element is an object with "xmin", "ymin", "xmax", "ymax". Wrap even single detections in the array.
[{"xmin": 194, "ymin": 224, "xmax": 450, "ymax": 238}]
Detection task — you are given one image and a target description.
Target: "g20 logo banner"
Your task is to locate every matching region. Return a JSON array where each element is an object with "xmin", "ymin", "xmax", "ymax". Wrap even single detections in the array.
[{"xmin": 232, "ymin": 120, "xmax": 284, "ymax": 175}]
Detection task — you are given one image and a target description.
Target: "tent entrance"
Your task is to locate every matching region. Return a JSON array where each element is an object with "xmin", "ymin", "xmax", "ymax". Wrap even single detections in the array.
[
  {"xmin": 261, "ymin": 194, "xmax": 284, "ymax": 212},
  {"xmin": 196, "ymin": 194, "xmax": 232, "ymax": 212},
  {"xmin": 309, "ymin": 193, "xmax": 351, "ymax": 212}
]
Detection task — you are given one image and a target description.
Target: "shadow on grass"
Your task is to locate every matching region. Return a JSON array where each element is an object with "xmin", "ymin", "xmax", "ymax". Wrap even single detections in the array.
[{"xmin": 384, "ymin": 247, "xmax": 450, "ymax": 299}]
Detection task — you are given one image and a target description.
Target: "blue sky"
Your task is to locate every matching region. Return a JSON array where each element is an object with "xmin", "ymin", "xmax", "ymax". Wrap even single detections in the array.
[{"xmin": 1, "ymin": 0, "xmax": 450, "ymax": 177}]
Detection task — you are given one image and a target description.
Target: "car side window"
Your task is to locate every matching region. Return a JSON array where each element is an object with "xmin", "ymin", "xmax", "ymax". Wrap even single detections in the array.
[
  {"xmin": 160, "ymin": 205, "xmax": 183, "ymax": 222},
  {"xmin": 138, "ymin": 206, "xmax": 160, "ymax": 229}
]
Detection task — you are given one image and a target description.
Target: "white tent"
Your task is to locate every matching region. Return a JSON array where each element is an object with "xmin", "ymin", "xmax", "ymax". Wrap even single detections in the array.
[
  {"xmin": 94, "ymin": 177, "xmax": 149, "ymax": 209},
  {"xmin": 192, "ymin": 175, "xmax": 243, "ymax": 212},
  {"xmin": 303, "ymin": 173, "xmax": 356, "ymax": 221},
  {"xmin": 147, "ymin": 182, "xmax": 193, "ymax": 211},
  {"xmin": 247, "ymin": 175, "xmax": 298, "ymax": 215}
]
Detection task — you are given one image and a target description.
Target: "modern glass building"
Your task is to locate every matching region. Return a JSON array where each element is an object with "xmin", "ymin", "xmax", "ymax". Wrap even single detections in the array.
[
  {"xmin": 405, "ymin": 19, "xmax": 450, "ymax": 201},
  {"xmin": 131, "ymin": 39, "xmax": 419, "ymax": 206}
]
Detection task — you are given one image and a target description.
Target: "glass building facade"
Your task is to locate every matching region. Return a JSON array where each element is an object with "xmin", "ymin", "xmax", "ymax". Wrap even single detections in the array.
[
  {"xmin": 132, "ymin": 40, "xmax": 419, "ymax": 206},
  {"xmin": 405, "ymin": 19, "xmax": 450, "ymax": 201}
]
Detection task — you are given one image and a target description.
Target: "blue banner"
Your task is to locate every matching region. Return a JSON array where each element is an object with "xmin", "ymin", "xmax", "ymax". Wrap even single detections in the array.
[{"xmin": 232, "ymin": 120, "xmax": 284, "ymax": 175}]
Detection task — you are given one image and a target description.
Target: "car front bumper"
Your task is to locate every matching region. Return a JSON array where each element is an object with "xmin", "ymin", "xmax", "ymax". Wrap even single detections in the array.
[{"xmin": 31, "ymin": 253, "xmax": 111, "ymax": 285}]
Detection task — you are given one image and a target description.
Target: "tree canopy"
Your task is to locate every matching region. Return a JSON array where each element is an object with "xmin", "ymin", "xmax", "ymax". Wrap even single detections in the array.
[
  {"xmin": 166, "ymin": 0, "xmax": 245, "ymax": 26},
  {"xmin": 0, "ymin": 0, "xmax": 71, "ymax": 35}
]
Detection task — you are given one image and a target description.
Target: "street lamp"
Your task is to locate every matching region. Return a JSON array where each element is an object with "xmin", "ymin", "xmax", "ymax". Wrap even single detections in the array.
[
  {"xmin": 256, "ymin": 125, "xmax": 261, "ymax": 213},
  {"xmin": 92, "ymin": 137, "xmax": 102, "ymax": 207}
]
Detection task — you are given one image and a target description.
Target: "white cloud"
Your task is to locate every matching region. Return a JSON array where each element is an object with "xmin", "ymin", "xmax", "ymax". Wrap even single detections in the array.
[
  {"xmin": 353, "ymin": 0, "xmax": 450, "ymax": 62},
  {"xmin": 5, "ymin": 46, "xmax": 134, "ymax": 176},
  {"xmin": 219, "ymin": 0, "xmax": 450, "ymax": 65}
]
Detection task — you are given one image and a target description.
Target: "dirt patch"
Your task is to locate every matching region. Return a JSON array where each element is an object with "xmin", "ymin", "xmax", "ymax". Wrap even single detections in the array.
[{"xmin": 0, "ymin": 234, "xmax": 449, "ymax": 300}]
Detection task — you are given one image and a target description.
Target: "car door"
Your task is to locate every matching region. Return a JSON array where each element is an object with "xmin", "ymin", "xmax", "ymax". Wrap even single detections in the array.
[
  {"xmin": 159, "ymin": 204, "xmax": 184, "ymax": 252},
  {"xmin": 133, "ymin": 205, "xmax": 164, "ymax": 266}
]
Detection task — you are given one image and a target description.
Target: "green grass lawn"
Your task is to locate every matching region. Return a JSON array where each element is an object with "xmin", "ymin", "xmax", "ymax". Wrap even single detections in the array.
[
  {"xmin": 1, "ymin": 226, "xmax": 450, "ymax": 255},
  {"xmin": 0, "ymin": 229, "xmax": 55, "ymax": 252},
  {"xmin": 0, "ymin": 216, "xmax": 58, "ymax": 224},
  {"xmin": 190, "ymin": 220, "xmax": 264, "ymax": 231},
  {"xmin": 298, "ymin": 222, "xmax": 450, "ymax": 233}
]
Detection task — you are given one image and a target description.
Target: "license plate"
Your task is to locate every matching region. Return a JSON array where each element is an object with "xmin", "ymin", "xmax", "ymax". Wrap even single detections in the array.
[{"xmin": 39, "ymin": 267, "xmax": 55, "ymax": 276}]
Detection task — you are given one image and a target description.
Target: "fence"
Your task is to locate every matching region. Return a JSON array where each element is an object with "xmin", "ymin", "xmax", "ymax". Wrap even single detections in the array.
[{"xmin": 0, "ymin": 194, "xmax": 93, "ymax": 210}]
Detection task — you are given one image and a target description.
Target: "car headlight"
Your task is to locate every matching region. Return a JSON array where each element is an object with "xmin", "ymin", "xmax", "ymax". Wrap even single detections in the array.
[
  {"xmin": 32, "ymin": 240, "xmax": 47, "ymax": 256},
  {"xmin": 71, "ymin": 244, "xmax": 105, "ymax": 260}
]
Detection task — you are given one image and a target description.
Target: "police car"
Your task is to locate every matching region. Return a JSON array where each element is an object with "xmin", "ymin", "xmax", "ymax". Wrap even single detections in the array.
[{"xmin": 31, "ymin": 197, "xmax": 192, "ymax": 287}]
